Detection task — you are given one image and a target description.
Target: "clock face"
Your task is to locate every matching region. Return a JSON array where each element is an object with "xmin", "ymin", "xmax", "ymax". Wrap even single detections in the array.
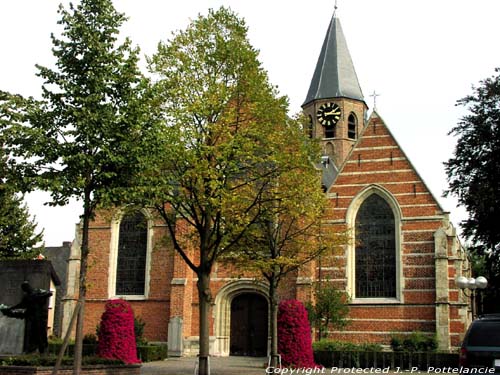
[{"xmin": 316, "ymin": 102, "xmax": 341, "ymax": 126}]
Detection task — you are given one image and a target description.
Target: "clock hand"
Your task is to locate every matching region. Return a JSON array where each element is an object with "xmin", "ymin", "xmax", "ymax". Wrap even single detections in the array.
[{"xmin": 324, "ymin": 110, "xmax": 340, "ymax": 116}]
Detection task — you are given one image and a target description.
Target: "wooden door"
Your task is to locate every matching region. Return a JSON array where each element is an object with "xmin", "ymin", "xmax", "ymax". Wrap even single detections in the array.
[{"xmin": 230, "ymin": 293, "xmax": 268, "ymax": 356}]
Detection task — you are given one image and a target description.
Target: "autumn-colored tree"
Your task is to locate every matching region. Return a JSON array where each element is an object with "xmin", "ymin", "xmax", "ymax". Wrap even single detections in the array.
[
  {"xmin": 132, "ymin": 7, "xmax": 293, "ymax": 375},
  {"xmin": 223, "ymin": 116, "xmax": 348, "ymax": 367}
]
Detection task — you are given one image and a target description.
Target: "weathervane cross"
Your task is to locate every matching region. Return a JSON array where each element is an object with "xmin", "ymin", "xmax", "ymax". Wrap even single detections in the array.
[
  {"xmin": 334, "ymin": 0, "xmax": 338, "ymax": 16},
  {"xmin": 370, "ymin": 90, "xmax": 381, "ymax": 110}
]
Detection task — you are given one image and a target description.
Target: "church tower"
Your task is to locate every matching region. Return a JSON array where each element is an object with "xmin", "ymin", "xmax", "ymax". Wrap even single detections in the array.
[{"xmin": 302, "ymin": 15, "xmax": 368, "ymax": 171}]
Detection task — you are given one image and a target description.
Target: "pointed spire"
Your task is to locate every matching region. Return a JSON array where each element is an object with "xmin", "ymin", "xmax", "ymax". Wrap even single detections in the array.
[{"xmin": 303, "ymin": 16, "xmax": 365, "ymax": 106}]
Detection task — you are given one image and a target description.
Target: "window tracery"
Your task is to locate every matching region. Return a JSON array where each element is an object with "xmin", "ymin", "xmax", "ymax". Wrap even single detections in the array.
[
  {"xmin": 355, "ymin": 194, "xmax": 396, "ymax": 298},
  {"xmin": 116, "ymin": 211, "xmax": 148, "ymax": 295}
]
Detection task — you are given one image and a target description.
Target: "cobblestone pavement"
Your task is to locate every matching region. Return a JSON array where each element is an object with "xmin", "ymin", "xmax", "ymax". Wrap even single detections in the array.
[{"xmin": 141, "ymin": 356, "xmax": 268, "ymax": 375}]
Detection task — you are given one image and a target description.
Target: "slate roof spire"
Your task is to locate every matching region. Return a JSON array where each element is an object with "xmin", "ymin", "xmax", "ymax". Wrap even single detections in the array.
[{"xmin": 303, "ymin": 16, "xmax": 365, "ymax": 106}]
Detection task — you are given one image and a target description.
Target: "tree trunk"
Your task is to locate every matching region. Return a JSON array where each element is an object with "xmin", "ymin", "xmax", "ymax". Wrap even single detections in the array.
[
  {"xmin": 197, "ymin": 270, "xmax": 211, "ymax": 375},
  {"xmin": 52, "ymin": 302, "xmax": 81, "ymax": 375},
  {"xmin": 268, "ymin": 277, "xmax": 280, "ymax": 368},
  {"xmin": 73, "ymin": 195, "xmax": 91, "ymax": 375}
]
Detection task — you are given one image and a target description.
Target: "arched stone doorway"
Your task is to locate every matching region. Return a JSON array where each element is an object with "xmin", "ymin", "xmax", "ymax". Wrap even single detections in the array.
[
  {"xmin": 230, "ymin": 293, "xmax": 268, "ymax": 356},
  {"xmin": 213, "ymin": 280, "xmax": 269, "ymax": 357}
]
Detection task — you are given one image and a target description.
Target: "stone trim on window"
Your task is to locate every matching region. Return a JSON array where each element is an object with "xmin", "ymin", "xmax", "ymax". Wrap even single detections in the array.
[
  {"xmin": 345, "ymin": 185, "xmax": 403, "ymax": 303},
  {"xmin": 108, "ymin": 208, "xmax": 154, "ymax": 300}
]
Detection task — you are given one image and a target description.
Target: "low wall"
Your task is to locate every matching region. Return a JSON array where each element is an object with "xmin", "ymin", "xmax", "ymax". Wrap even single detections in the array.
[{"xmin": 0, "ymin": 364, "xmax": 141, "ymax": 375}]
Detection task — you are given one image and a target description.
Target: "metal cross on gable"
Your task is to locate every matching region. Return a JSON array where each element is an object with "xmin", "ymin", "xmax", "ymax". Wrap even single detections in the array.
[{"xmin": 370, "ymin": 90, "xmax": 381, "ymax": 110}]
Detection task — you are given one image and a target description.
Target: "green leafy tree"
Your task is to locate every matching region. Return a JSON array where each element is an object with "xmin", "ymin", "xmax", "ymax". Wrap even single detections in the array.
[
  {"xmin": 306, "ymin": 282, "xmax": 350, "ymax": 341},
  {"xmin": 0, "ymin": 189, "xmax": 43, "ymax": 260},
  {"xmin": 466, "ymin": 246, "xmax": 497, "ymax": 314},
  {"xmin": 444, "ymin": 68, "xmax": 500, "ymax": 310},
  {"xmin": 137, "ymin": 7, "xmax": 293, "ymax": 374},
  {"xmin": 0, "ymin": 112, "xmax": 43, "ymax": 258},
  {"xmin": 1, "ymin": 1, "xmax": 151, "ymax": 373}
]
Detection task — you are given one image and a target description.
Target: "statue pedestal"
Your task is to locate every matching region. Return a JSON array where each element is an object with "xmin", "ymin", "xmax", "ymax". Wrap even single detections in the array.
[{"xmin": 0, "ymin": 315, "xmax": 24, "ymax": 354}]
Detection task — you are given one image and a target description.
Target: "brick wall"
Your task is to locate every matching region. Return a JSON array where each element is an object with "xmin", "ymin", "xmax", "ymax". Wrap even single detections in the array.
[
  {"xmin": 76, "ymin": 210, "xmax": 174, "ymax": 342},
  {"xmin": 319, "ymin": 112, "xmax": 468, "ymax": 348},
  {"xmin": 73, "ymin": 111, "xmax": 469, "ymax": 352}
]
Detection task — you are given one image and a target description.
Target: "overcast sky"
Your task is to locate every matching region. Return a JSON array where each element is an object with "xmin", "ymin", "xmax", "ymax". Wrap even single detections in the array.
[{"xmin": 1, "ymin": 0, "xmax": 500, "ymax": 246}]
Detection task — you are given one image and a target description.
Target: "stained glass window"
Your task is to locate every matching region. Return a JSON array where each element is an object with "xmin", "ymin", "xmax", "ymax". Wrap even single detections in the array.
[
  {"xmin": 116, "ymin": 211, "xmax": 148, "ymax": 295},
  {"xmin": 355, "ymin": 194, "xmax": 396, "ymax": 298}
]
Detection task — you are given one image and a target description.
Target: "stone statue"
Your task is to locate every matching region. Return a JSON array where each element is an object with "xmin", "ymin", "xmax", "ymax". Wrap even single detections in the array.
[{"xmin": 0, "ymin": 281, "xmax": 53, "ymax": 354}]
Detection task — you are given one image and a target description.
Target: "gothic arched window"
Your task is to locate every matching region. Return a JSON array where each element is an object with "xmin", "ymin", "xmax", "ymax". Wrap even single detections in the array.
[
  {"xmin": 308, "ymin": 115, "xmax": 314, "ymax": 138},
  {"xmin": 116, "ymin": 211, "xmax": 148, "ymax": 295},
  {"xmin": 355, "ymin": 194, "xmax": 396, "ymax": 298},
  {"xmin": 348, "ymin": 113, "xmax": 357, "ymax": 139}
]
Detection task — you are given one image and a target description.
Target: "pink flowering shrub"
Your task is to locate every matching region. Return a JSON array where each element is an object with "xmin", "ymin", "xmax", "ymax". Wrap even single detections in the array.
[
  {"xmin": 97, "ymin": 299, "xmax": 140, "ymax": 364},
  {"xmin": 278, "ymin": 299, "xmax": 317, "ymax": 368}
]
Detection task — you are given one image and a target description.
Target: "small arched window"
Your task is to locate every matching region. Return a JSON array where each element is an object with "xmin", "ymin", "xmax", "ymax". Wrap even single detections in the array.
[
  {"xmin": 116, "ymin": 211, "xmax": 148, "ymax": 295},
  {"xmin": 355, "ymin": 194, "xmax": 396, "ymax": 298},
  {"xmin": 308, "ymin": 115, "xmax": 313, "ymax": 138},
  {"xmin": 325, "ymin": 142, "xmax": 335, "ymax": 158},
  {"xmin": 348, "ymin": 113, "xmax": 357, "ymax": 139},
  {"xmin": 324, "ymin": 125, "xmax": 335, "ymax": 138}
]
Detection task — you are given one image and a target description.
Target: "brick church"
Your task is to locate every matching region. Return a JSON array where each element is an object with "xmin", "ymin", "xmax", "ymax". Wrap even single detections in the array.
[{"xmin": 61, "ymin": 12, "xmax": 471, "ymax": 356}]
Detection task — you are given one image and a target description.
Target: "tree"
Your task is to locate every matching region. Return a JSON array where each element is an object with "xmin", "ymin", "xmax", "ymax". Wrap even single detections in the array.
[
  {"xmin": 1, "ymin": 1, "xmax": 151, "ymax": 373},
  {"xmin": 136, "ymin": 7, "xmax": 292, "ymax": 374},
  {"xmin": 0, "ymin": 103, "xmax": 43, "ymax": 258},
  {"xmin": 0, "ymin": 187, "xmax": 43, "ymax": 260},
  {"xmin": 306, "ymin": 282, "xmax": 350, "ymax": 341},
  {"xmin": 222, "ymin": 118, "xmax": 348, "ymax": 367},
  {"xmin": 444, "ymin": 67, "xmax": 500, "ymax": 309},
  {"xmin": 466, "ymin": 246, "xmax": 496, "ymax": 314}
]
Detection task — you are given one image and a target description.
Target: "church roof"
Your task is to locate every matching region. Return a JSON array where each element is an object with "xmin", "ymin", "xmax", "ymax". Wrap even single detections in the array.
[
  {"xmin": 315, "ymin": 156, "xmax": 338, "ymax": 191},
  {"xmin": 303, "ymin": 16, "xmax": 365, "ymax": 106}
]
